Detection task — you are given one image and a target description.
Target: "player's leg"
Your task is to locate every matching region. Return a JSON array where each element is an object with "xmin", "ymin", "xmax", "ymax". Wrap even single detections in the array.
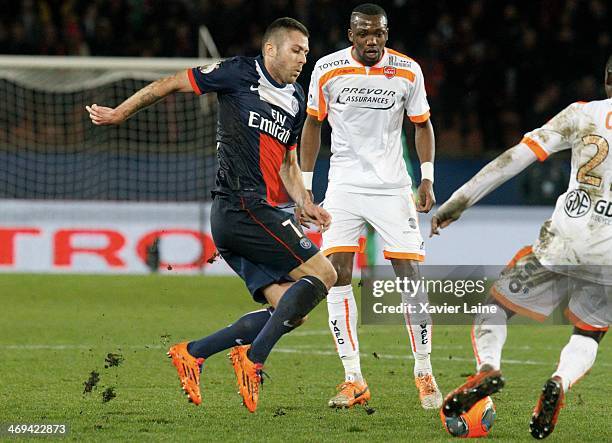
[
  {"xmin": 552, "ymin": 327, "xmax": 606, "ymax": 392},
  {"xmin": 470, "ymin": 296, "xmax": 514, "ymax": 375},
  {"xmin": 441, "ymin": 295, "xmax": 513, "ymax": 417},
  {"xmin": 363, "ymin": 192, "xmax": 442, "ymax": 408},
  {"xmin": 230, "ymin": 252, "xmax": 336, "ymax": 411},
  {"xmin": 389, "ymin": 258, "xmax": 442, "ymax": 409},
  {"xmin": 325, "ymin": 251, "xmax": 371, "ymax": 407},
  {"xmin": 529, "ymin": 327, "xmax": 606, "ymax": 440},
  {"xmin": 168, "ymin": 251, "xmax": 298, "ymax": 406},
  {"xmin": 444, "ymin": 246, "xmax": 565, "ymax": 417},
  {"xmin": 468, "ymin": 249, "xmax": 539, "ymax": 378},
  {"xmin": 247, "ymin": 251, "xmax": 336, "ymax": 364},
  {"xmin": 319, "ymin": 189, "xmax": 370, "ymax": 407},
  {"xmin": 186, "ymin": 281, "xmax": 295, "ymax": 360},
  {"xmin": 328, "ymin": 251, "xmax": 361, "ymax": 382},
  {"xmin": 221, "ymin": 197, "xmax": 336, "ymax": 411},
  {"xmin": 530, "ymin": 281, "xmax": 609, "ymax": 439}
]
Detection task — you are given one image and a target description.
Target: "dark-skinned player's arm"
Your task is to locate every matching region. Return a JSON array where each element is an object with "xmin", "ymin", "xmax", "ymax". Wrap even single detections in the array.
[
  {"xmin": 280, "ymin": 148, "xmax": 331, "ymax": 233},
  {"xmin": 86, "ymin": 70, "xmax": 193, "ymax": 126},
  {"xmin": 413, "ymin": 118, "xmax": 436, "ymax": 213},
  {"xmin": 299, "ymin": 62, "xmax": 325, "ymax": 204},
  {"xmin": 299, "ymin": 114, "xmax": 322, "ymax": 198},
  {"xmin": 430, "ymin": 144, "xmax": 538, "ymax": 237}
]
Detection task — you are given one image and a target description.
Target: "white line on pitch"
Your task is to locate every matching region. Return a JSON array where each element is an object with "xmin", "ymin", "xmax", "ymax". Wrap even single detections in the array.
[
  {"xmin": 1, "ymin": 343, "xmax": 608, "ymax": 367},
  {"xmin": 273, "ymin": 348, "xmax": 547, "ymax": 366}
]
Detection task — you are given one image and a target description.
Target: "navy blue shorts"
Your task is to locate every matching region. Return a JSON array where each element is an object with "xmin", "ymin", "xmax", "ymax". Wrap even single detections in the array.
[{"xmin": 210, "ymin": 194, "xmax": 319, "ymax": 303}]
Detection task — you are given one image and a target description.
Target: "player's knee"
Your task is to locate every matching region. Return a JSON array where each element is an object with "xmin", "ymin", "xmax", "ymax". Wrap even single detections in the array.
[
  {"xmin": 319, "ymin": 262, "xmax": 338, "ymax": 289},
  {"xmin": 573, "ymin": 326, "xmax": 606, "ymax": 343},
  {"xmin": 306, "ymin": 255, "xmax": 338, "ymax": 289},
  {"xmin": 391, "ymin": 258, "xmax": 419, "ymax": 280},
  {"xmin": 262, "ymin": 282, "xmax": 292, "ymax": 307},
  {"xmin": 332, "ymin": 261, "xmax": 352, "ymax": 285}
]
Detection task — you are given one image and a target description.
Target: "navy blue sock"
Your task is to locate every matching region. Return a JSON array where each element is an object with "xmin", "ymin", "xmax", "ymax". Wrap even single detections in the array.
[
  {"xmin": 248, "ymin": 276, "xmax": 328, "ymax": 364},
  {"xmin": 187, "ymin": 308, "xmax": 273, "ymax": 359}
]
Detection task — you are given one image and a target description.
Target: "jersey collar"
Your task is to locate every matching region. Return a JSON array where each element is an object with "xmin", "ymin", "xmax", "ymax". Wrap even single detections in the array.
[
  {"xmin": 256, "ymin": 55, "xmax": 287, "ymax": 89},
  {"xmin": 348, "ymin": 47, "xmax": 388, "ymax": 68}
]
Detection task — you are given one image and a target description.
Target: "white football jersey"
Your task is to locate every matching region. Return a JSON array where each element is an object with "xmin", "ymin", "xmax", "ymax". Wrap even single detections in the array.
[
  {"xmin": 521, "ymin": 99, "xmax": 612, "ymax": 284},
  {"xmin": 307, "ymin": 47, "xmax": 430, "ymax": 194}
]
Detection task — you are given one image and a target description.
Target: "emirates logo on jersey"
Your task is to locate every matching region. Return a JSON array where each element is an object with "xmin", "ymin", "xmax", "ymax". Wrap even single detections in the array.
[{"xmin": 383, "ymin": 66, "xmax": 396, "ymax": 79}]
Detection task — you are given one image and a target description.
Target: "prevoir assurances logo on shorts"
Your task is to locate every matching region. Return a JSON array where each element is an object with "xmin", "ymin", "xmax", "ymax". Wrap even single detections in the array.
[{"xmin": 564, "ymin": 189, "xmax": 591, "ymax": 218}]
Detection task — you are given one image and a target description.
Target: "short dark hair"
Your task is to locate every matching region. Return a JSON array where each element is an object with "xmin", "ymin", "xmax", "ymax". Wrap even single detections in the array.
[
  {"xmin": 262, "ymin": 17, "xmax": 309, "ymax": 50},
  {"xmin": 352, "ymin": 3, "xmax": 387, "ymax": 19}
]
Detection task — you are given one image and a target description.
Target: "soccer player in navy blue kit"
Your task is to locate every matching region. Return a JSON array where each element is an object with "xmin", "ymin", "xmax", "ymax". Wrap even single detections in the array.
[{"xmin": 86, "ymin": 18, "xmax": 337, "ymax": 412}]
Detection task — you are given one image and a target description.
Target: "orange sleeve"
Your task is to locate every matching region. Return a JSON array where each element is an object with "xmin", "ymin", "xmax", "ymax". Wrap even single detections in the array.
[
  {"xmin": 409, "ymin": 110, "xmax": 430, "ymax": 123},
  {"xmin": 521, "ymin": 136, "xmax": 548, "ymax": 162}
]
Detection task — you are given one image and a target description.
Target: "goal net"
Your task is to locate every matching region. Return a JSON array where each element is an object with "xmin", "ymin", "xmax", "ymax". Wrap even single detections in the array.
[{"xmin": 0, "ymin": 56, "xmax": 220, "ymax": 202}]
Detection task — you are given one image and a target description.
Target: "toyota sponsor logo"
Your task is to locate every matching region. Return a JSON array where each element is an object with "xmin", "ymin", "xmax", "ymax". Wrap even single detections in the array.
[{"xmin": 564, "ymin": 189, "xmax": 591, "ymax": 218}]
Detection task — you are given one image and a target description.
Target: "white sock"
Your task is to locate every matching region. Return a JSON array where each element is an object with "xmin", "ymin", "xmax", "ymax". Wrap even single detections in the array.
[
  {"xmin": 402, "ymin": 291, "xmax": 433, "ymax": 377},
  {"xmin": 472, "ymin": 306, "xmax": 508, "ymax": 372},
  {"xmin": 552, "ymin": 334, "xmax": 598, "ymax": 392},
  {"xmin": 327, "ymin": 285, "xmax": 362, "ymax": 381}
]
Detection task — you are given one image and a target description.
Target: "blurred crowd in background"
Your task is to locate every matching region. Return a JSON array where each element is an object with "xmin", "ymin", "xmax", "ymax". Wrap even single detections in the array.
[{"xmin": 1, "ymin": 0, "xmax": 610, "ymax": 160}]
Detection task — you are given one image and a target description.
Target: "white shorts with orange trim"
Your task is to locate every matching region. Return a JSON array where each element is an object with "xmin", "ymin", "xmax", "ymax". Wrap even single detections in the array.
[
  {"xmin": 321, "ymin": 189, "xmax": 425, "ymax": 261},
  {"xmin": 491, "ymin": 246, "xmax": 610, "ymax": 331}
]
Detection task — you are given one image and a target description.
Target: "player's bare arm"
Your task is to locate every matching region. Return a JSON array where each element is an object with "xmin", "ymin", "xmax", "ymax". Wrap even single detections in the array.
[
  {"xmin": 414, "ymin": 119, "xmax": 436, "ymax": 213},
  {"xmin": 299, "ymin": 114, "xmax": 323, "ymax": 175},
  {"xmin": 280, "ymin": 148, "xmax": 331, "ymax": 232},
  {"xmin": 86, "ymin": 70, "xmax": 193, "ymax": 125},
  {"xmin": 430, "ymin": 144, "xmax": 538, "ymax": 236},
  {"xmin": 298, "ymin": 114, "xmax": 322, "ymax": 193},
  {"xmin": 295, "ymin": 114, "xmax": 323, "ymax": 223}
]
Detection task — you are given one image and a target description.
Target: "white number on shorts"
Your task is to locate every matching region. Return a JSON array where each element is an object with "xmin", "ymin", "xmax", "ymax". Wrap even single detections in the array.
[{"xmin": 282, "ymin": 219, "xmax": 303, "ymax": 238}]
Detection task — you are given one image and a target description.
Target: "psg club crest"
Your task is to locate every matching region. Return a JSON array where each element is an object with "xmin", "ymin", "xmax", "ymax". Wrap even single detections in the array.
[
  {"xmin": 299, "ymin": 238, "xmax": 312, "ymax": 249},
  {"xmin": 383, "ymin": 66, "xmax": 396, "ymax": 79}
]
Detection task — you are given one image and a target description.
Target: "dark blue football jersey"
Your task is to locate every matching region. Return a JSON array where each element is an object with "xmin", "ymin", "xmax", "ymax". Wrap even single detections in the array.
[{"xmin": 188, "ymin": 56, "xmax": 306, "ymax": 206}]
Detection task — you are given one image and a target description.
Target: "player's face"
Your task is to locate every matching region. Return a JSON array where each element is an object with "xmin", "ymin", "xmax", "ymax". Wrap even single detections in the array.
[
  {"xmin": 349, "ymin": 14, "xmax": 388, "ymax": 66},
  {"xmin": 268, "ymin": 30, "xmax": 309, "ymax": 84}
]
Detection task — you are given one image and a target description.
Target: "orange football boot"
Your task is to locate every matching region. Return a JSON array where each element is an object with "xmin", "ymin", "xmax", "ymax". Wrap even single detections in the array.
[
  {"xmin": 229, "ymin": 345, "xmax": 263, "ymax": 413},
  {"xmin": 328, "ymin": 380, "xmax": 371, "ymax": 408},
  {"xmin": 415, "ymin": 374, "xmax": 443, "ymax": 409},
  {"xmin": 442, "ymin": 368, "xmax": 505, "ymax": 417},
  {"xmin": 167, "ymin": 342, "xmax": 204, "ymax": 406}
]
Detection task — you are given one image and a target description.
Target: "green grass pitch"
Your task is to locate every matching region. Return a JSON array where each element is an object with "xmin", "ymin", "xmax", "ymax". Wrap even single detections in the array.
[{"xmin": 0, "ymin": 275, "xmax": 609, "ymax": 441}]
